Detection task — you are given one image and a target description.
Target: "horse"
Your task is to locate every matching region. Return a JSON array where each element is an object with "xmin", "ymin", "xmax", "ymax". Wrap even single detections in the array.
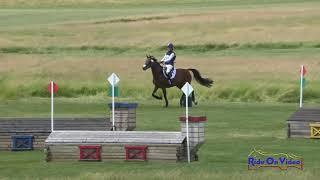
[{"xmin": 142, "ymin": 55, "xmax": 213, "ymax": 107}]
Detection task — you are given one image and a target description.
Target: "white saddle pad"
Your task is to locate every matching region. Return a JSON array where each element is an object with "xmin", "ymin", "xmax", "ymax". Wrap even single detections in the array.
[{"xmin": 163, "ymin": 68, "xmax": 176, "ymax": 80}]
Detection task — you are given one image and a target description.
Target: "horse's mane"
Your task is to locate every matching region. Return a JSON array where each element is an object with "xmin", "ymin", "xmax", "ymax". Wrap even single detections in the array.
[{"xmin": 147, "ymin": 55, "xmax": 158, "ymax": 62}]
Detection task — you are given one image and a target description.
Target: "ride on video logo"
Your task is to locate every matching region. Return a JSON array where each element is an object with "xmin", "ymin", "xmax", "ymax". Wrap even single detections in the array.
[{"xmin": 248, "ymin": 148, "xmax": 303, "ymax": 170}]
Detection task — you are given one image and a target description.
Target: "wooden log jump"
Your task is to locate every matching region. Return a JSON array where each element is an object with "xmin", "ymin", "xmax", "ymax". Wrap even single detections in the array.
[
  {"xmin": 0, "ymin": 118, "xmax": 110, "ymax": 151},
  {"xmin": 44, "ymin": 116, "xmax": 207, "ymax": 162},
  {"xmin": 0, "ymin": 116, "xmax": 136, "ymax": 151},
  {"xmin": 287, "ymin": 108, "xmax": 320, "ymax": 138}
]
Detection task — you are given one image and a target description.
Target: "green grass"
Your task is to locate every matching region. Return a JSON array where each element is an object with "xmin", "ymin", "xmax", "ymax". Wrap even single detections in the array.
[
  {"xmin": 1, "ymin": 0, "xmax": 320, "ymax": 178},
  {"xmin": 1, "ymin": 0, "xmax": 319, "ymax": 8},
  {"xmin": 0, "ymin": 100, "xmax": 320, "ymax": 179},
  {"xmin": 1, "ymin": 1, "xmax": 320, "ymax": 46},
  {"xmin": 1, "ymin": 0, "xmax": 320, "ymax": 103},
  {"xmin": 1, "ymin": 42, "xmax": 320, "ymax": 55}
]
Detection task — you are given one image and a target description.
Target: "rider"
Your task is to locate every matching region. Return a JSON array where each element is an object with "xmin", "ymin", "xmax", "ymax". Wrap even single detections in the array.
[{"xmin": 160, "ymin": 42, "xmax": 176, "ymax": 85}]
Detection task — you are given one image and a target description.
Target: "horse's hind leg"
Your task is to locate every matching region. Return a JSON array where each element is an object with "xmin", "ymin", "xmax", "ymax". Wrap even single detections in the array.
[
  {"xmin": 152, "ymin": 86, "xmax": 162, "ymax": 100},
  {"xmin": 192, "ymin": 91, "xmax": 198, "ymax": 105},
  {"xmin": 180, "ymin": 94, "xmax": 184, "ymax": 107},
  {"xmin": 162, "ymin": 88, "xmax": 169, "ymax": 107}
]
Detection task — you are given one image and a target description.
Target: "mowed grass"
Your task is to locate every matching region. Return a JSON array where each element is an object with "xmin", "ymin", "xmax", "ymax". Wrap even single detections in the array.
[
  {"xmin": 1, "ymin": 0, "xmax": 320, "ymax": 103},
  {"xmin": 1, "ymin": 1, "xmax": 320, "ymax": 179},
  {"xmin": 1, "ymin": 99, "xmax": 320, "ymax": 179},
  {"xmin": 1, "ymin": 2, "xmax": 320, "ymax": 47}
]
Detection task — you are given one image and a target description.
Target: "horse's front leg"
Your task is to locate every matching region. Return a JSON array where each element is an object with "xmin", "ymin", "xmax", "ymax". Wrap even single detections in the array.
[
  {"xmin": 162, "ymin": 88, "xmax": 168, "ymax": 107},
  {"xmin": 152, "ymin": 86, "xmax": 162, "ymax": 100}
]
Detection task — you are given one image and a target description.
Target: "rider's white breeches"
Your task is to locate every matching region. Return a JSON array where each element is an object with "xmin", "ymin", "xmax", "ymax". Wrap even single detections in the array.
[{"xmin": 165, "ymin": 64, "xmax": 173, "ymax": 74}]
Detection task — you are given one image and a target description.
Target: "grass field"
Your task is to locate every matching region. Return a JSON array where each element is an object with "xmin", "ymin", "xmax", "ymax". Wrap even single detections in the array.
[
  {"xmin": 1, "ymin": 0, "xmax": 320, "ymax": 179},
  {"xmin": 1, "ymin": 0, "xmax": 320, "ymax": 102},
  {"xmin": 1, "ymin": 100, "xmax": 320, "ymax": 180}
]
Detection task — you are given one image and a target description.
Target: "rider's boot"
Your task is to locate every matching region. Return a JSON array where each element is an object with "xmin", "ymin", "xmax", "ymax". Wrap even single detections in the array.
[{"xmin": 166, "ymin": 71, "xmax": 172, "ymax": 85}]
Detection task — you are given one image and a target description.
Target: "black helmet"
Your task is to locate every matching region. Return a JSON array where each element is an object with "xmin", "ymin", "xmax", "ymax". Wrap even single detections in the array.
[{"xmin": 167, "ymin": 42, "xmax": 174, "ymax": 50}]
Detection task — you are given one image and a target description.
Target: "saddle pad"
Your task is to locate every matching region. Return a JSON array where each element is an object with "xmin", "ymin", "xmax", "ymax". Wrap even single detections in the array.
[{"xmin": 163, "ymin": 68, "xmax": 176, "ymax": 79}]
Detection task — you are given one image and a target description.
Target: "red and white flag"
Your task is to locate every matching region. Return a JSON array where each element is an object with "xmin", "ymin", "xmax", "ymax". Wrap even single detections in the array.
[{"xmin": 300, "ymin": 66, "xmax": 307, "ymax": 76}]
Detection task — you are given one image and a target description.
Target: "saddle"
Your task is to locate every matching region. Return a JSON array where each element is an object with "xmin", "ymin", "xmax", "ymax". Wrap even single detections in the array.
[{"xmin": 163, "ymin": 68, "xmax": 176, "ymax": 80}]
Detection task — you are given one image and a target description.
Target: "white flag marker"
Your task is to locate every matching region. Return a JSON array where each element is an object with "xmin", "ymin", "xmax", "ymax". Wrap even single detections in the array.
[
  {"xmin": 181, "ymin": 82, "xmax": 193, "ymax": 163},
  {"xmin": 107, "ymin": 73, "xmax": 120, "ymax": 131}
]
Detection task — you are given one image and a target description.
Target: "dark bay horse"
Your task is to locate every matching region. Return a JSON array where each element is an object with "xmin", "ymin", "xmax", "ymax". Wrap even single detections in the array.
[{"xmin": 142, "ymin": 55, "xmax": 213, "ymax": 107}]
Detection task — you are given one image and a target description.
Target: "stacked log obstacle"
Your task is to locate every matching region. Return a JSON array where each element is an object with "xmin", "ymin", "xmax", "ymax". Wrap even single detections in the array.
[
  {"xmin": 108, "ymin": 103, "xmax": 138, "ymax": 131},
  {"xmin": 44, "ymin": 116, "xmax": 207, "ymax": 162},
  {"xmin": 0, "ymin": 116, "xmax": 136, "ymax": 151},
  {"xmin": 287, "ymin": 108, "xmax": 320, "ymax": 138}
]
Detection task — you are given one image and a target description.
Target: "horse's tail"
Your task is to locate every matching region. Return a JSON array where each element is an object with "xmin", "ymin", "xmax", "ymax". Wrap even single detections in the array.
[{"xmin": 188, "ymin": 69, "xmax": 213, "ymax": 87}]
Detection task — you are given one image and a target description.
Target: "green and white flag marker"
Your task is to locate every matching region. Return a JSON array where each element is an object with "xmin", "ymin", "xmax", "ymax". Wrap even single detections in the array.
[
  {"xmin": 299, "ymin": 65, "xmax": 307, "ymax": 108},
  {"xmin": 107, "ymin": 73, "xmax": 120, "ymax": 131},
  {"xmin": 181, "ymin": 82, "xmax": 193, "ymax": 163}
]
